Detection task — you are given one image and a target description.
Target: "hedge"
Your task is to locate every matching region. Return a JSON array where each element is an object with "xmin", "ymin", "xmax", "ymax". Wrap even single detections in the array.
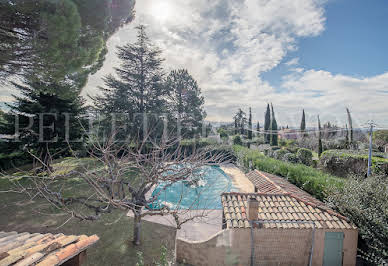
[
  {"xmin": 0, "ymin": 152, "xmax": 32, "ymax": 171},
  {"xmin": 233, "ymin": 146, "xmax": 344, "ymax": 200},
  {"xmin": 320, "ymin": 150, "xmax": 388, "ymax": 177}
]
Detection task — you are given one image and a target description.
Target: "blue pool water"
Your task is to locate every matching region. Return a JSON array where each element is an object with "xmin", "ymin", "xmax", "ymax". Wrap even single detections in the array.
[{"xmin": 149, "ymin": 165, "xmax": 237, "ymax": 210}]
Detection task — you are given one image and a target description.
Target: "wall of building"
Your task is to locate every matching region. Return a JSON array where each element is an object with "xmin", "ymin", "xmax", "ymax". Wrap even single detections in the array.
[{"xmin": 176, "ymin": 228, "xmax": 358, "ymax": 266}]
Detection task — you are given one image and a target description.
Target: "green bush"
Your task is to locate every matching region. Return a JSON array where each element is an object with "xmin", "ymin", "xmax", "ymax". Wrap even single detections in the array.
[
  {"xmin": 233, "ymin": 146, "xmax": 344, "ymax": 200},
  {"xmin": 283, "ymin": 152, "xmax": 298, "ymax": 163},
  {"xmin": 0, "ymin": 152, "xmax": 31, "ymax": 171},
  {"xmin": 273, "ymin": 149, "xmax": 288, "ymax": 160},
  {"xmin": 217, "ymin": 128, "xmax": 228, "ymax": 138},
  {"xmin": 296, "ymin": 148, "xmax": 313, "ymax": 166},
  {"xmin": 327, "ymin": 176, "xmax": 388, "ymax": 264},
  {"xmin": 320, "ymin": 150, "xmax": 388, "ymax": 177},
  {"xmin": 233, "ymin": 135, "xmax": 243, "ymax": 146}
]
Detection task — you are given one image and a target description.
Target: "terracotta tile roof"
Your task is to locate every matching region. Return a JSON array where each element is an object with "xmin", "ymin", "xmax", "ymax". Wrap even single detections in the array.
[
  {"xmin": 0, "ymin": 231, "xmax": 99, "ymax": 266},
  {"xmin": 221, "ymin": 192, "xmax": 356, "ymax": 230},
  {"xmin": 246, "ymin": 170, "xmax": 331, "ymax": 210}
]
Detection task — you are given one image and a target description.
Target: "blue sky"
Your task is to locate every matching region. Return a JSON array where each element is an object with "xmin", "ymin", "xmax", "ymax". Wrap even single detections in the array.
[
  {"xmin": 79, "ymin": 0, "xmax": 388, "ymax": 126},
  {"xmin": 263, "ymin": 0, "xmax": 388, "ymax": 88}
]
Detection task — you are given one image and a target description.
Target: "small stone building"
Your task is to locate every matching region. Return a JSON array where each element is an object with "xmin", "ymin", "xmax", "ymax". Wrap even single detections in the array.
[
  {"xmin": 176, "ymin": 170, "xmax": 358, "ymax": 266},
  {"xmin": 0, "ymin": 231, "xmax": 99, "ymax": 266},
  {"xmin": 225, "ymin": 170, "xmax": 357, "ymax": 265}
]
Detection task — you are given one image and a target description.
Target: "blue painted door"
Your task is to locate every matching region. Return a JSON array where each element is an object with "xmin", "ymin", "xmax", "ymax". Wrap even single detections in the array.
[{"xmin": 323, "ymin": 232, "xmax": 344, "ymax": 266}]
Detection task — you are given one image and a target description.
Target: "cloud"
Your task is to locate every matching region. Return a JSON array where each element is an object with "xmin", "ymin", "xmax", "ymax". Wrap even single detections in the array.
[
  {"xmin": 83, "ymin": 0, "xmax": 327, "ymax": 121},
  {"xmin": 80, "ymin": 0, "xmax": 387, "ymax": 126}
]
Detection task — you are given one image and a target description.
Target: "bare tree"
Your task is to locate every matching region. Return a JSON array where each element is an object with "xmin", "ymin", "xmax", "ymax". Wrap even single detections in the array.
[{"xmin": 4, "ymin": 130, "xmax": 230, "ymax": 245}]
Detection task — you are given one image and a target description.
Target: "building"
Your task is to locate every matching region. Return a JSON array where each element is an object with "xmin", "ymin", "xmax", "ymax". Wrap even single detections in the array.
[
  {"xmin": 0, "ymin": 231, "xmax": 99, "ymax": 266},
  {"xmin": 176, "ymin": 170, "xmax": 358, "ymax": 266},
  {"xmin": 278, "ymin": 128, "xmax": 298, "ymax": 140}
]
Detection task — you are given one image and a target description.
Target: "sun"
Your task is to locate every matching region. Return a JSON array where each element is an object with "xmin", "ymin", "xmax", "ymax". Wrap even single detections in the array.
[{"xmin": 149, "ymin": 2, "xmax": 172, "ymax": 22}]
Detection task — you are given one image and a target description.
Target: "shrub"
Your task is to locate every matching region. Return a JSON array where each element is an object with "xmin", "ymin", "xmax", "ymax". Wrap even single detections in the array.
[
  {"xmin": 273, "ymin": 149, "xmax": 288, "ymax": 160},
  {"xmin": 320, "ymin": 150, "xmax": 388, "ymax": 177},
  {"xmin": 0, "ymin": 152, "xmax": 31, "ymax": 171},
  {"xmin": 233, "ymin": 135, "xmax": 243, "ymax": 146},
  {"xmin": 283, "ymin": 153, "xmax": 298, "ymax": 163},
  {"xmin": 296, "ymin": 148, "xmax": 313, "ymax": 166},
  {"xmin": 217, "ymin": 128, "xmax": 228, "ymax": 138},
  {"xmin": 233, "ymin": 146, "xmax": 344, "ymax": 200},
  {"xmin": 327, "ymin": 176, "xmax": 388, "ymax": 264}
]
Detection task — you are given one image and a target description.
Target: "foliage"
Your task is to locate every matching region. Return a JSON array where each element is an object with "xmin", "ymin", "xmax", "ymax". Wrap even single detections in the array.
[
  {"xmin": 300, "ymin": 109, "xmax": 306, "ymax": 136},
  {"xmin": 283, "ymin": 152, "xmax": 298, "ymax": 163},
  {"xmin": 0, "ymin": 152, "xmax": 31, "ymax": 171},
  {"xmin": 0, "ymin": 79, "xmax": 86, "ymax": 170},
  {"xmin": 93, "ymin": 25, "xmax": 166, "ymax": 139},
  {"xmin": 264, "ymin": 104, "xmax": 271, "ymax": 144},
  {"xmin": 233, "ymin": 146, "xmax": 344, "ymax": 201},
  {"xmin": 296, "ymin": 148, "xmax": 313, "ymax": 166},
  {"xmin": 270, "ymin": 104, "xmax": 278, "ymax": 146},
  {"xmin": 273, "ymin": 149, "xmax": 288, "ymax": 160},
  {"xmin": 318, "ymin": 115, "xmax": 323, "ymax": 157},
  {"xmin": 373, "ymin": 130, "xmax": 388, "ymax": 150},
  {"xmin": 0, "ymin": 0, "xmax": 135, "ymax": 87},
  {"xmin": 327, "ymin": 176, "xmax": 388, "ymax": 264},
  {"xmin": 166, "ymin": 69, "xmax": 206, "ymax": 138},
  {"xmin": 233, "ymin": 109, "xmax": 246, "ymax": 135},
  {"xmin": 320, "ymin": 150, "xmax": 388, "ymax": 177},
  {"xmin": 217, "ymin": 128, "xmax": 228, "ymax": 139},
  {"xmin": 248, "ymin": 107, "xmax": 252, "ymax": 139},
  {"xmin": 233, "ymin": 135, "xmax": 243, "ymax": 146},
  {"xmin": 346, "ymin": 108, "xmax": 353, "ymax": 146}
]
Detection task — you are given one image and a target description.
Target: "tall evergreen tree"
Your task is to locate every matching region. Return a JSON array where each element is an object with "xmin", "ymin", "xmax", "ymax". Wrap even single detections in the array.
[
  {"xmin": 0, "ymin": 80, "xmax": 86, "ymax": 171},
  {"xmin": 270, "ymin": 103, "xmax": 278, "ymax": 146},
  {"xmin": 256, "ymin": 121, "xmax": 260, "ymax": 137},
  {"xmin": 346, "ymin": 108, "xmax": 353, "ymax": 147},
  {"xmin": 345, "ymin": 124, "xmax": 349, "ymax": 148},
  {"xmin": 248, "ymin": 107, "xmax": 252, "ymax": 139},
  {"xmin": 264, "ymin": 104, "xmax": 271, "ymax": 144},
  {"xmin": 301, "ymin": 109, "xmax": 306, "ymax": 137},
  {"xmin": 318, "ymin": 115, "xmax": 323, "ymax": 157},
  {"xmin": 166, "ymin": 69, "xmax": 206, "ymax": 138},
  {"xmin": 93, "ymin": 25, "xmax": 166, "ymax": 139},
  {"xmin": 234, "ymin": 119, "xmax": 238, "ymax": 135},
  {"xmin": 233, "ymin": 109, "xmax": 246, "ymax": 135}
]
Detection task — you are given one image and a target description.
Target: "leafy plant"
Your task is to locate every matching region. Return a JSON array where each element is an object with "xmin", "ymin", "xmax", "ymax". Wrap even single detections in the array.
[
  {"xmin": 327, "ymin": 176, "xmax": 388, "ymax": 265},
  {"xmin": 296, "ymin": 148, "xmax": 313, "ymax": 166},
  {"xmin": 233, "ymin": 135, "xmax": 243, "ymax": 146}
]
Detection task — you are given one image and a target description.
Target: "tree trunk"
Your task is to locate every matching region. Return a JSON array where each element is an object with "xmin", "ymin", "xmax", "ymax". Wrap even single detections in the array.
[{"xmin": 133, "ymin": 213, "xmax": 141, "ymax": 245}]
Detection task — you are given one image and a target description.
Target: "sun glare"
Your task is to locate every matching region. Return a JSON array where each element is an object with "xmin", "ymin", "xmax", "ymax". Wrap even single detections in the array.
[{"xmin": 150, "ymin": 2, "xmax": 171, "ymax": 22}]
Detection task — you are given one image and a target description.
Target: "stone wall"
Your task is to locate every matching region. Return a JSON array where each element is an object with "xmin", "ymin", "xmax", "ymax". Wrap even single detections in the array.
[{"xmin": 176, "ymin": 228, "xmax": 358, "ymax": 266}]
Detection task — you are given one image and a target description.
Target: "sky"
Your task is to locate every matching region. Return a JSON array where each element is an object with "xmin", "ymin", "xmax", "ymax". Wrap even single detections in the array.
[{"xmin": 62, "ymin": 0, "xmax": 388, "ymax": 127}]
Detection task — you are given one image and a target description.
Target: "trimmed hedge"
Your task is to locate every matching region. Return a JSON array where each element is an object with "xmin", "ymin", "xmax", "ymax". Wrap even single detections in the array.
[
  {"xmin": 320, "ymin": 150, "xmax": 388, "ymax": 177},
  {"xmin": 233, "ymin": 146, "xmax": 344, "ymax": 200},
  {"xmin": 296, "ymin": 148, "xmax": 313, "ymax": 166}
]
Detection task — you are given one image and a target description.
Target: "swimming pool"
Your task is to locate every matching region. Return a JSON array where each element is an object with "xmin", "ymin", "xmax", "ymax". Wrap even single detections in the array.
[{"xmin": 149, "ymin": 165, "xmax": 237, "ymax": 210}]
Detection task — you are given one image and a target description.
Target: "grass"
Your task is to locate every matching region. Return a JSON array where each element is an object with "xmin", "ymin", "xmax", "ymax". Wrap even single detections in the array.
[
  {"xmin": 233, "ymin": 145, "xmax": 345, "ymax": 201},
  {"xmin": 0, "ymin": 158, "xmax": 176, "ymax": 266}
]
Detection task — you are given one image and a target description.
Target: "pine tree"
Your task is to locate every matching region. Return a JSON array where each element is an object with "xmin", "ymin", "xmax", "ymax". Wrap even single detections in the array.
[
  {"xmin": 93, "ymin": 25, "xmax": 166, "ymax": 139},
  {"xmin": 0, "ymin": 80, "xmax": 86, "ymax": 172},
  {"xmin": 318, "ymin": 115, "xmax": 323, "ymax": 157},
  {"xmin": 345, "ymin": 124, "xmax": 349, "ymax": 148},
  {"xmin": 166, "ymin": 69, "xmax": 206, "ymax": 138},
  {"xmin": 270, "ymin": 103, "xmax": 278, "ymax": 146},
  {"xmin": 248, "ymin": 107, "xmax": 252, "ymax": 139},
  {"xmin": 264, "ymin": 104, "xmax": 271, "ymax": 144},
  {"xmin": 301, "ymin": 109, "xmax": 306, "ymax": 137},
  {"xmin": 234, "ymin": 119, "xmax": 238, "ymax": 135}
]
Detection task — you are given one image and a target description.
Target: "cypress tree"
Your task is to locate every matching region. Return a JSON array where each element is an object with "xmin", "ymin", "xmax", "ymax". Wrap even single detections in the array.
[
  {"xmin": 318, "ymin": 115, "xmax": 323, "ymax": 157},
  {"xmin": 264, "ymin": 104, "xmax": 271, "ymax": 144},
  {"xmin": 248, "ymin": 107, "xmax": 252, "ymax": 139},
  {"xmin": 301, "ymin": 109, "xmax": 306, "ymax": 137},
  {"xmin": 256, "ymin": 121, "xmax": 260, "ymax": 137},
  {"xmin": 270, "ymin": 103, "xmax": 278, "ymax": 146},
  {"xmin": 346, "ymin": 108, "xmax": 353, "ymax": 147}
]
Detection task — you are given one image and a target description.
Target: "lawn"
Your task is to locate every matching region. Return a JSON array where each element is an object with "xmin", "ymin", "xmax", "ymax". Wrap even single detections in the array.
[{"xmin": 0, "ymin": 158, "xmax": 177, "ymax": 266}]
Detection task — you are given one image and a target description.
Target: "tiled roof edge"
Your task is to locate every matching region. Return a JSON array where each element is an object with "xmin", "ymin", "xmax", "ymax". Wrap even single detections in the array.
[{"xmin": 254, "ymin": 170, "xmax": 287, "ymax": 194}]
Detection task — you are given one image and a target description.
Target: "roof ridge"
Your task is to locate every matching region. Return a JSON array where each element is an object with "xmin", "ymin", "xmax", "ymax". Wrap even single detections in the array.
[{"xmin": 254, "ymin": 170, "xmax": 287, "ymax": 194}]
